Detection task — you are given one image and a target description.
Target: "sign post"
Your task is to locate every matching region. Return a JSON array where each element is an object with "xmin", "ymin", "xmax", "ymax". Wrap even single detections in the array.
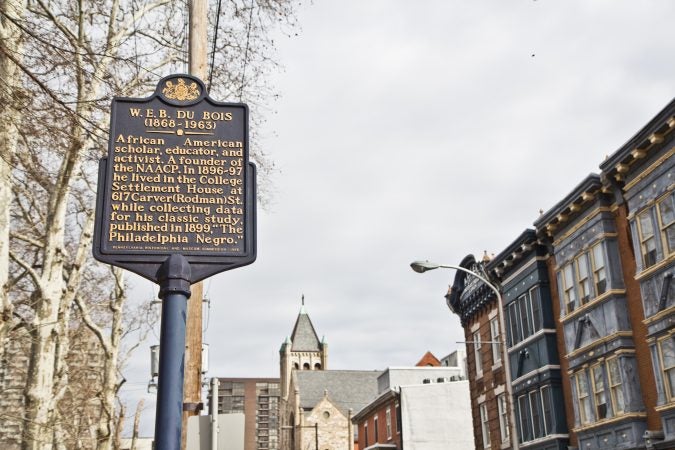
[{"xmin": 93, "ymin": 74, "xmax": 256, "ymax": 449}]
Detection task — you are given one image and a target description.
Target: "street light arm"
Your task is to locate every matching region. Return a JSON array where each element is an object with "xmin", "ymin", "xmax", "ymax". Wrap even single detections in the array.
[{"xmin": 410, "ymin": 261, "xmax": 500, "ymax": 301}]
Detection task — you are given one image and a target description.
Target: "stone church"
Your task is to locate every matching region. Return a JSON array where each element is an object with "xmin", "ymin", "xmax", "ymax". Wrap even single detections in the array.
[{"xmin": 279, "ymin": 302, "xmax": 380, "ymax": 450}]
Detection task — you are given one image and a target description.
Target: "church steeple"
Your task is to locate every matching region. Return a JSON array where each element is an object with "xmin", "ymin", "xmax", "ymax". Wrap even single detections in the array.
[
  {"xmin": 290, "ymin": 297, "xmax": 321, "ymax": 353},
  {"xmin": 280, "ymin": 296, "xmax": 328, "ymax": 401}
]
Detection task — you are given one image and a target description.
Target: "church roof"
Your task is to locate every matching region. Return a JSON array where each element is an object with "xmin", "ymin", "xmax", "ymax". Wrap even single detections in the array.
[
  {"xmin": 290, "ymin": 306, "xmax": 322, "ymax": 352},
  {"xmin": 295, "ymin": 370, "xmax": 382, "ymax": 416}
]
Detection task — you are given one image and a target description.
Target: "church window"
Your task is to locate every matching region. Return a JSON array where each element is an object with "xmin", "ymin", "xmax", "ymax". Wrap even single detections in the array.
[
  {"xmin": 323, "ymin": 411, "xmax": 330, "ymax": 419},
  {"xmin": 303, "ymin": 362, "xmax": 310, "ymax": 370},
  {"xmin": 314, "ymin": 363, "xmax": 322, "ymax": 370},
  {"xmin": 294, "ymin": 363, "xmax": 299, "ymax": 370}
]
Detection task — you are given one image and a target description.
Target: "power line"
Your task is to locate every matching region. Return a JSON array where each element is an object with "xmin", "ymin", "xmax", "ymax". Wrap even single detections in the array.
[
  {"xmin": 239, "ymin": 0, "xmax": 255, "ymax": 101},
  {"xmin": 207, "ymin": 0, "xmax": 224, "ymax": 92}
]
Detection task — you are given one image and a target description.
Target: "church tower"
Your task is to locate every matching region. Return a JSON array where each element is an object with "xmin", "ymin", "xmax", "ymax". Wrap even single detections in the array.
[{"xmin": 279, "ymin": 297, "xmax": 328, "ymax": 401}]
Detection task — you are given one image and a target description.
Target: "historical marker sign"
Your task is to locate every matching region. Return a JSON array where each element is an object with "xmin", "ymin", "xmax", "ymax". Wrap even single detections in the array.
[{"xmin": 93, "ymin": 74, "xmax": 256, "ymax": 282}]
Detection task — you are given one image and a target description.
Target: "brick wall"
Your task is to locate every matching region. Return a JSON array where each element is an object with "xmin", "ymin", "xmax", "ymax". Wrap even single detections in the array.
[{"xmin": 614, "ymin": 204, "xmax": 660, "ymax": 429}]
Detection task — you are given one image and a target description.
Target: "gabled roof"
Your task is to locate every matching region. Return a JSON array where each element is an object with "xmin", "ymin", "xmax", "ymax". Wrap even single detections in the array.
[
  {"xmin": 295, "ymin": 370, "xmax": 382, "ymax": 416},
  {"xmin": 290, "ymin": 305, "xmax": 322, "ymax": 352},
  {"xmin": 415, "ymin": 351, "xmax": 441, "ymax": 367}
]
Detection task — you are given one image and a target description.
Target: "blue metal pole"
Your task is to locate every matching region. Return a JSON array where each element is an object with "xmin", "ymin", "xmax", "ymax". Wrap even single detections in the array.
[{"xmin": 154, "ymin": 254, "xmax": 192, "ymax": 450}]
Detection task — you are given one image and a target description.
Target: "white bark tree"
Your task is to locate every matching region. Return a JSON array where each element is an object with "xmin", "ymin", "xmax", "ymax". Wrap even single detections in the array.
[{"xmin": 0, "ymin": 0, "xmax": 27, "ymax": 364}]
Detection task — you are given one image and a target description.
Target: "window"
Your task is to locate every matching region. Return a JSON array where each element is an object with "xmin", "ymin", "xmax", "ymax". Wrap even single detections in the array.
[
  {"xmin": 480, "ymin": 402, "xmax": 491, "ymax": 448},
  {"xmin": 638, "ymin": 210, "xmax": 658, "ymax": 268},
  {"xmin": 473, "ymin": 331, "xmax": 483, "ymax": 376},
  {"xmin": 508, "ymin": 287, "xmax": 543, "ymax": 346},
  {"xmin": 491, "ymin": 317, "xmax": 502, "ymax": 364},
  {"xmin": 515, "ymin": 387, "xmax": 555, "ymax": 444},
  {"xmin": 540, "ymin": 386, "xmax": 553, "ymax": 435},
  {"xmin": 563, "ymin": 264, "xmax": 577, "ymax": 313},
  {"xmin": 396, "ymin": 403, "xmax": 401, "ymax": 434},
  {"xmin": 591, "ymin": 364, "xmax": 608, "ymax": 419},
  {"xmin": 518, "ymin": 395, "xmax": 530, "ymax": 442},
  {"xmin": 574, "ymin": 359, "xmax": 630, "ymax": 426},
  {"xmin": 658, "ymin": 335, "xmax": 675, "ymax": 401},
  {"xmin": 658, "ymin": 193, "xmax": 675, "ymax": 255},
  {"xmin": 508, "ymin": 302, "xmax": 521, "ymax": 345},
  {"xmin": 591, "ymin": 243, "xmax": 607, "ymax": 295},
  {"xmin": 386, "ymin": 408, "xmax": 392, "ymax": 440},
  {"xmin": 607, "ymin": 357, "xmax": 625, "ymax": 414},
  {"xmin": 576, "ymin": 253, "xmax": 591, "ymax": 304},
  {"xmin": 374, "ymin": 415, "xmax": 379, "ymax": 442},
  {"xmin": 498, "ymin": 394, "xmax": 509, "ymax": 443},
  {"xmin": 364, "ymin": 422, "xmax": 368, "ymax": 447},
  {"xmin": 530, "ymin": 287, "xmax": 542, "ymax": 331},
  {"xmin": 529, "ymin": 390, "xmax": 543, "ymax": 439},
  {"xmin": 560, "ymin": 243, "xmax": 608, "ymax": 316},
  {"xmin": 518, "ymin": 293, "xmax": 532, "ymax": 338},
  {"xmin": 575, "ymin": 372, "xmax": 592, "ymax": 425}
]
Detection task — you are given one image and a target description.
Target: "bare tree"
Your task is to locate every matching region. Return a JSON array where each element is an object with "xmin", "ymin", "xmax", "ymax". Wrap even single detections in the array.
[{"xmin": 0, "ymin": 0, "xmax": 301, "ymax": 448}]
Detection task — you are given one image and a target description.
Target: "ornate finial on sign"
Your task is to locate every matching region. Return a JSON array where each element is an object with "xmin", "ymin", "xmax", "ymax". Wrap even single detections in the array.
[
  {"xmin": 162, "ymin": 78, "xmax": 200, "ymax": 101},
  {"xmin": 482, "ymin": 250, "xmax": 491, "ymax": 263}
]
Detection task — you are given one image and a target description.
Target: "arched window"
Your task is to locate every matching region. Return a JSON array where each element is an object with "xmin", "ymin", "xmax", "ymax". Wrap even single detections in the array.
[
  {"xmin": 303, "ymin": 362, "xmax": 310, "ymax": 370},
  {"xmin": 293, "ymin": 362, "xmax": 299, "ymax": 370},
  {"xmin": 314, "ymin": 363, "xmax": 322, "ymax": 370}
]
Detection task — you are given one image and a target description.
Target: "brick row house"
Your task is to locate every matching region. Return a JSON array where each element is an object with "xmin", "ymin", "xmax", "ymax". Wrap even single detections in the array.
[{"xmin": 447, "ymin": 97, "xmax": 675, "ymax": 450}]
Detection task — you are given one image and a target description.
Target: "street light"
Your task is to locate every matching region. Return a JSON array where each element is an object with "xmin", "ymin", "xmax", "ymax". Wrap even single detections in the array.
[{"xmin": 410, "ymin": 260, "xmax": 519, "ymax": 450}]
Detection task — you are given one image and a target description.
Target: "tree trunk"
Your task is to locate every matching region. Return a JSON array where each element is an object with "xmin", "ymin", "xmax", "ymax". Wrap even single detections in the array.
[
  {"xmin": 130, "ymin": 399, "xmax": 144, "ymax": 450},
  {"xmin": 0, "ymin": 0, "xmax": 26, "ymax": 362}
]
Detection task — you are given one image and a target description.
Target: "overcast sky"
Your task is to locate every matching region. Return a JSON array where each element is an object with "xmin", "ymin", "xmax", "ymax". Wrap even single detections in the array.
[{"xmin": 120, "ymin": 0, "xmax": 675, "ymax": 435}]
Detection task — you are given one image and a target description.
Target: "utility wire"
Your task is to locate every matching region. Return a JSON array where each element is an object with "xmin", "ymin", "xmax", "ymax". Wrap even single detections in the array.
[
  {"xmin": 207, "ymin": 0, "xmax": 224, "ymax": 92},
  {"xmin": 239, "ymin": 0, "xmax": 255, "ymax": 101}
]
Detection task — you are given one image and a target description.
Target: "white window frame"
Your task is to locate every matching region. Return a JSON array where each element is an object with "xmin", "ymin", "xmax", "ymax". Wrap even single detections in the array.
[
  {"xmin": 497, "ymin": 393, "xmax": 509, "ymax": 443},
  {"xmin": 576, "ymin": 253, "xmax": 591, "ymax": 305},
  {"xmin": 658, "ymin": 335, "xmax": 675, "ymax": 402},
  {"xmin": 575, "ymin": 371, "xmax": 592, "ymax": 425},
  {"xmin": 473, "ymin": 330, "xmax": 483, "ymax": 377},
  {"xmin": 591, "ymin": 243, "xmax": 607, "ymax": 296},
  {"xmin": 490, "ymin": 317, "xmax": 502, "ymax": 365},
  {"xmin": 638, "ymin": 209, "xmax": 658, "ymax": 268},
  {"xmin": 540, "ymin": 385, "xmax": 552, "ymax": 436},
  {"xmin": 480, "ymin": 402, "xmax": 491, "ymax": 448},
  {"xmin": 591, "ymin": 363, "xmax": 608, "ymax": 420},
  {"xmin": 607, "ymin": 357, "xmax": 625, "ymax": 414},
  {"xmin": 658, "ymin": 193, "xmax": 675, "ymax": 256},
  {"xmin": 562, "ymin": 264, "xmax": 577, "ymax": 313}
]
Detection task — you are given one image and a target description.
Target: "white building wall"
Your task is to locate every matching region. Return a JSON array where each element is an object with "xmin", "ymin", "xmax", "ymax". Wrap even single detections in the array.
[{"xmin": 400, "ymin": 381, "xmax": 472, "ymax": 450}]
